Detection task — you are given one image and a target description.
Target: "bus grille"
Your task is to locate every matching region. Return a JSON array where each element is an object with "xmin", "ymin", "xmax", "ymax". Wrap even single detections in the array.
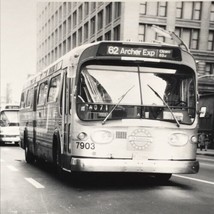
[{"xmin": 116, "ymin": 131, "xmax": 127, "ymax": 139}]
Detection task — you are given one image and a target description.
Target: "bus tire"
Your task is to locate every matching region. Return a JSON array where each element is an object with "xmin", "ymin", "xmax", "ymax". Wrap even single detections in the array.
[
  {"xmin": 24, "ymin": 133, "xmax": 35, "ymax": 164},
  {"xmin": 154, "ymin": 173, "xmax": 172, "ymax": 182},
  {"xmin": 53, "ymin": 135, "xmax": 62, "ymax": 174}
]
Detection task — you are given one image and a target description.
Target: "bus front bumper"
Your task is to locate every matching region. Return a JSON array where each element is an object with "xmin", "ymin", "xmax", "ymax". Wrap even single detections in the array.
[
  {"xmin": 70, "ymin": 158, "xmax": 199, "ymax": 174},
  {"xmin": 0, "ymin": 136, "xmax": 20, "ymax": 144}
]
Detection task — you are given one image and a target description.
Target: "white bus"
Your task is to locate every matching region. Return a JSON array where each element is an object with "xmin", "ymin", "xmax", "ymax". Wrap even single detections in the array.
[
  {"xmin": 19, "ymin": 39, "xmax": 199, "ymax": 181},
  {"xmin": 0, "ymin": 104, "xmax": 20, "ymax": 145}
]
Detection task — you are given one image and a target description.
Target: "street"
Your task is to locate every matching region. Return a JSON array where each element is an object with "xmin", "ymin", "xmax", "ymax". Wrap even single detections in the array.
[{"xmin": 1, "ymin": 145, "xmax": 214, "ymax": 214}]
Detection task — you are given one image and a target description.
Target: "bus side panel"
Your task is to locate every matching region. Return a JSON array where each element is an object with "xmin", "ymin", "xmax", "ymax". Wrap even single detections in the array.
[
  {"xmin": 35, "ymin": 102, "xmax": 61, "ymax": 162},
  {"xmin": 19, "ymin": 108, "xmax": 34, "ymax": 150}
]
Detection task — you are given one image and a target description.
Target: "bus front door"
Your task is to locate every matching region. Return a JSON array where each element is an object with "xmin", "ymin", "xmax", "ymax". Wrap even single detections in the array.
[{"xmin": 61, "ymin": 70, "xmax": 71, "ymax": 169}]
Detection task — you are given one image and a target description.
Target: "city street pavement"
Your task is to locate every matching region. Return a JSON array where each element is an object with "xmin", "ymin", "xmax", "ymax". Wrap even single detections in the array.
[{"xmin": 197, "ymin": 148, "xmax": 214, "ymax": 156}]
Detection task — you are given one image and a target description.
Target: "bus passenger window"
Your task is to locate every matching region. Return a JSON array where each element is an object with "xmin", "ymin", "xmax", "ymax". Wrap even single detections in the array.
[
  {"xmin": 20, "ymin": 92, "xmax": 26, "ymax": 108},
  {"xmin": 38, "ymin": 81, "xmax": 48, "ymax": 105},
  {"xmin": 48, "ymin": 75, "xmax": 61, "ymax": 102},
  {"xmin": 26, "ymin": 88, "xmax": 34, "ymax": 108}
]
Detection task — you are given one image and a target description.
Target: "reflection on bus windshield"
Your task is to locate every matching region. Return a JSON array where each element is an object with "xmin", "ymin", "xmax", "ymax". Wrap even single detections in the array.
[{"xmin": 77, "ymin": 64, "xmax": 195, "ymax": 124}]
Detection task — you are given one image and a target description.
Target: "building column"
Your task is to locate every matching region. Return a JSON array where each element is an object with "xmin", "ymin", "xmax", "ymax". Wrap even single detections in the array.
[
  {"xmin": 199, "ymin": 1, "xmax": 211, "ymax": 51},
  {"xmin": 120, "ymin": 2, "xmax": 139, "ymax": 42}
]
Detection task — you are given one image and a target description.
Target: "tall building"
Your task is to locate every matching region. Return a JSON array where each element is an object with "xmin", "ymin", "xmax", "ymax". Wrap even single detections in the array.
[{"xmin": 37, "ymin": 1, "xmax": 214, "ymax": 94}]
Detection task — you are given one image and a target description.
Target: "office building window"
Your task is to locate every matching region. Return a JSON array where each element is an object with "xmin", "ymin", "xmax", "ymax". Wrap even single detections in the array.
[
  {"xmin": 208, "ymin": 31, "xmax": 214, "ymax": 51},
  {"xmin": 205, "ymin": 63, "xmax": 214, "ymax": 74},
  {"xmin": 63, "ymin": 2, "xmax": 67, "ymax": 17},
  {"xmin": 155, "ymin": 26, "xmax": 166, "ymax": 42},
  {"xmin": 179, "ymin": 2, "xmax": 201, "ymax": 20},
  {"xmin": 91, "ymin": 2, "xmax": 96, "ymax": 12},
  {"xmin": 105, "ymin": 31, "xmax": 111, "ymax": 40},
  {"xmin": 84, "ymin": 2, "xmax": 89, "ymax": 17},
  {"xmin": 67, "ymin": 36, "xmax": 71, "ymax": 51},
  {"xmin": 176, "ymin": 2, "xmax": 183, "ymax": 18},
  {"xmin": 59, "ymin": 44, "xmax": 62, "ymax": 57},
  {"xmin": 98, "ymin": 10, "xmax": 103, "ymax": 30},
  {"xmin": 106, "ymin": 3, "xmax": 112, "ymax": 25},
  {"xmin": 97, "ymin": 36, "xmax": 102, "ymax": 41},
  {"xmin": 78, "ymin": 5, "xmax": 83, "ymax": 23},
  {"xmin": 211, "ymin": 2, "xmax": 214, "ymax": 21},
  {"xmin": 175, "ymin": 27, "xmax": 199, "ymax": 50},
  {"xmin": 113, "ymin": 25, "xmax": 120, "ymax": 41},
  {"xmin": 84, "ymin": 22, "xmax": 89, "ymax": 41},
  {"xmin": 139, "ymin": 24, "xmax": 145, "ymax": 42},
  {"xmin": 78, "ymin": 27, "xmax": 82, "ymax": 45},
  {"xmin": 191, "ymin": 29, "xmax": 199, "ymax": 49},
  {"xmin": 73, "ymin": 11, "xmax": 77, "ymax": 27},
  {"xmin": 68, "ymin": 16, "xmax": 71, "ymax": 33},
  {"xmin": 63, "ymin": 40, "xmax": 66, "ymax": 55},
  {"xmin": 193, "ymin": 2, "xmax": 201, "ymax": 20},
  {"xmin": 140, "ymin": 2, "xmax": 147, "ymax": 15},
  {"xmin": 63, "ymin": 21, "xmax": 66, "ymax": 37},
  {"xmin": 114, "ymin": 2, "xmax": 121, "ymax": 19},
  {"xmin": 90, "ymin": 16, "xmax": 96, "ymax": 36},
  {"xmin": 59, "ymin": 25, "xmax": 62, "ymax": 41},
  {"xmin": 55, "ymin": 29, "xmax": 58, "ymax": 44},
  {"xmin": 68, "ymin": 2, "xmax": 71, "ymax": 14},
  {"xmin": 158, "ymin": 2, "xmax": 167, "ymax": 17},
  {"xmin": 59, "ymin": 6, "xmax": 62, "ymax": 22},
  {"xmin": 72, "ymin": 32, "xmax": 76, "ymax": 48}
]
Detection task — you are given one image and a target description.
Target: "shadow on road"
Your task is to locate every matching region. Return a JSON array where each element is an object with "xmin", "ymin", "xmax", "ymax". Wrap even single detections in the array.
[{"xmin": 26, "ymin": 159, "xmax": 193, "ymax": 191}]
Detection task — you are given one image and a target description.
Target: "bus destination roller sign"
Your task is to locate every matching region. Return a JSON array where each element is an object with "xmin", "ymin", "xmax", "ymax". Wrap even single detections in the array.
[{"xmin": 97, "ymin": 43, "xmax": 181, "ymax": 61}]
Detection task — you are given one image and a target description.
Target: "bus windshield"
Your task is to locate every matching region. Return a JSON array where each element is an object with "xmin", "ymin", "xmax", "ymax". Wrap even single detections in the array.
[
  {"xmin": 77, "ymin": 64, "xmax": 196, "ymax": 124},
  {"xmin": 0, "ymin": 110, "xmax": 19, "ymax": 126}
]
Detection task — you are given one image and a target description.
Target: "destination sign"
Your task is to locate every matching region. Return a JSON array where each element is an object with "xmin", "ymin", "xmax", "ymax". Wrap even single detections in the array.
[{"xmin": 97, "ymin": 43, "xmax": 182, "ymax": 61}]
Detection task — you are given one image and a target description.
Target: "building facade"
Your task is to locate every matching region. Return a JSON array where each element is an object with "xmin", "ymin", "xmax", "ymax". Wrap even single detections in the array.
[{"xmin": 37, "ymin": 1, "xmax": 214, "ymax": 93}]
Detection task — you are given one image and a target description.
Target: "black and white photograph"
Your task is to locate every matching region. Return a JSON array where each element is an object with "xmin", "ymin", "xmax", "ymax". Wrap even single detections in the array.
[{"xmin": 1, "ymin": 1, "xmax": 214, "ymax": 213}]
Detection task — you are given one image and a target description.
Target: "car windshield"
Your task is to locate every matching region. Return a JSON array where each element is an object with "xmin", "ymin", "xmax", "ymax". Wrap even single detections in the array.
[{"xmin": 77, "ymin": 64, "xmax": 196, "ymax": 124}]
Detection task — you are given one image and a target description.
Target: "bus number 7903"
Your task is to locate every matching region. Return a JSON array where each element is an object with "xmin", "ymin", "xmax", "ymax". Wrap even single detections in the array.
[{"xmin": 76, "ymin": 142, "xmax": 95, "ymax": 150}]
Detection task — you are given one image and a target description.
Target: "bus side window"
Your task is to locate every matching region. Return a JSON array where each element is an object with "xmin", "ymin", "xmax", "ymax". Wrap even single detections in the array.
[
  {"xmin": 47, "ymin": 74, "xmax": 61, "ymax": 102},
  {"xmin": 37, "ymin": 81, "xmax": 48, "ymax": 105},
  {"xmin": 20, "ymin": 92, "xmax": 26, "ymax": 108},
  {"xmin": 26, "ymin": 88, "xmax": 34, "ymax": 108}
]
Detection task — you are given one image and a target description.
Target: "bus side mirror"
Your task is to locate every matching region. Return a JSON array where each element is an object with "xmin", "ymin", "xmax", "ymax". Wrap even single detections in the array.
[{"xmin": 199, "ymin": 107, "xmax": 206, "ymax": 118}]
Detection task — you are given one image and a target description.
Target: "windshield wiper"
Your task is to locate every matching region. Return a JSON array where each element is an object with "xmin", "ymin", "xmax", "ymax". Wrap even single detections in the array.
[
  {"xmin": 147, "ymin": 84, "xmax": 180, "ymax": 127},
  {"xmin": 102, "ymin": 85, "xmax": 135, "ymax": 125}
]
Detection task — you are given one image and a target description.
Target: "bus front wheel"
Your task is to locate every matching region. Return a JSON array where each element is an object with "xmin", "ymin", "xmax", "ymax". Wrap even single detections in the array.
[{"xmin": 154, "ymin": 173, "xmax": 172, "ymax": 182}]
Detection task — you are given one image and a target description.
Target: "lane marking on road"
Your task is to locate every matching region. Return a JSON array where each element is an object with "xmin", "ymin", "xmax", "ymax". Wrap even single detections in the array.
[
  {"xmin": 173, "ymin": 174, "xmax": 214, "ymax": 186},
  {"xmin": 197, "ymin": 157, "xmax": 214, "ymax": 162},
  {"xmin": 25, "ymin": 178, "xmax": 45, "ymax": 189},
  {"xmin": 7, "ymin": 165, "xmax": 18, "ymax": 171}
]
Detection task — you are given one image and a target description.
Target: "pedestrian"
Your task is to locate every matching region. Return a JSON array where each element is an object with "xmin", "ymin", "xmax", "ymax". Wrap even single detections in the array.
[
  {"xmin": 204, "ymin": 134, "xmax": 209, "ymax": 151},
  {"xmin": 199, "ymin": 133, "xmax": 205, "ymax": 151}
]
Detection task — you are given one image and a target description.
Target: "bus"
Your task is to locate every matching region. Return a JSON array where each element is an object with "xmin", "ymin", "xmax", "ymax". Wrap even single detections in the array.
[
  {"xmin": 19, "ymin": 39, "xmax": 199, "ymax": 180},
  {"xmin": 0, "ymin": 104, "xmax": 20, "ymax": 145}
]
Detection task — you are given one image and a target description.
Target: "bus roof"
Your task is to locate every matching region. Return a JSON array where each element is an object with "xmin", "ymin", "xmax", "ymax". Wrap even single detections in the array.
[{"xmin": 23, "ymin": 41, "xmax": 196, "ymax": 90}]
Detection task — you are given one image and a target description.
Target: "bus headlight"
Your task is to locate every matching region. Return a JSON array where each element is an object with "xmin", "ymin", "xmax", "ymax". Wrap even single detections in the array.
[
  {"xmin": 191, "ymin": 135, "xmax": 198, "ymax": 144},
  {"xmin": 91, "ymin": 130, "xmax": 114, "ymax": 144},
  {"xmin": 77, "ymin": 132, "xmax": 88, "ymax": 140},
  {"xmin": 168, "ymin": 133, "xmax": 188, "ymax": 146}
]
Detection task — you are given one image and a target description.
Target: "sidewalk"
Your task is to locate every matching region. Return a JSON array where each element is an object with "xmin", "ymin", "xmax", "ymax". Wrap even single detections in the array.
[{"xmin": 197, "ymin": 148, "xmax": 214, "ymax": 157}]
